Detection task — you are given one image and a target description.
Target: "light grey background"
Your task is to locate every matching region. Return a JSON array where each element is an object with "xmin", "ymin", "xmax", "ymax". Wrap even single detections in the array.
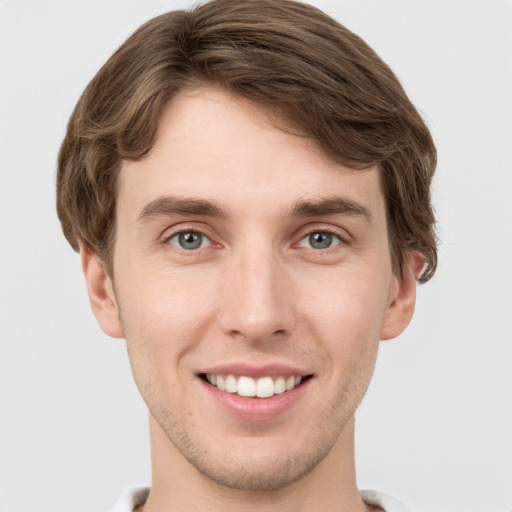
[{"xmin": 1, "ymin": 1, "xmax": 511, "ymax": 511}]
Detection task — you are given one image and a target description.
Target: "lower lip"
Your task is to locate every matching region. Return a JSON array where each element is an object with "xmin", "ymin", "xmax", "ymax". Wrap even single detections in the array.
[{"xmin": 201, "ymin": 378, "xmax": 311, "ymax": 421}]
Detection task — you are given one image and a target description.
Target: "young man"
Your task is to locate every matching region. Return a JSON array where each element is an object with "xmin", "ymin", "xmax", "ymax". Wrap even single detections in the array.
[{"xmin": 57, "ymin": 1, "xmax": 437, "ymax": 510}]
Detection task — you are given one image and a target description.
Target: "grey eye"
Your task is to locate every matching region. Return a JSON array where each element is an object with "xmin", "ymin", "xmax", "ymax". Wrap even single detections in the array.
[
  {"xmin": 300, "ymin": 231, "xmax": 341, "ymax": 250},
  {"xmin": 168, "ymin": 231, "xmax": 210, "ymax": 250}
]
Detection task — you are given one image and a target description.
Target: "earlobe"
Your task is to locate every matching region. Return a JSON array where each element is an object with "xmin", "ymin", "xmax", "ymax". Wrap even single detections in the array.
[
  {"xmin": 380, "ymin": 252, "xmax": 425, "ymax": 341},
  {"xmin": 81, "ymin": 248, "xmax": 124, "ymax": 339}
]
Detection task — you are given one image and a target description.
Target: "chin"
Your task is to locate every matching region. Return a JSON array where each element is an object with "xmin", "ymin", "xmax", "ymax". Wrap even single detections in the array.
[
  {"xmin": 159, "ymin": 411, "xmax": 348, "ymax": 492},
  {"xmin": 186, "ymin": 447, "xmax": 329, "ymax": 491}
]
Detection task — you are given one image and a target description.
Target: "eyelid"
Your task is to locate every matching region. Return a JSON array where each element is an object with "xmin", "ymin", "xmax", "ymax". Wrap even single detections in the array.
[
  {"xmin": 160, "ymin": 223, "xmax": 219, "ymax": 248},
  {"xmin": 294, "ymin": 224, "xmax": 351, "ymax": 245},
  {"xmin": 162, "ymin": 227, "xmax": 205, "ymax": 240},
  {"xmin": 161, "ymin": 221, "xmax": 208, "ymax": 239},
  {"xmin": 167, "ymin": 231, "xmax": 212, "ymax": 250},
  {"xmin": 298, "ymin": 230, "xmax": 342, "ymax": 249}
]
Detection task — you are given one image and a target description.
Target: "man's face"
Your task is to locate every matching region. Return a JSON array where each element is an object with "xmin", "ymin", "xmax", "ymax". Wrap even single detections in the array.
[{"xmin": 92, "ymin": 87, "xmax": 414, "ymax": 490}]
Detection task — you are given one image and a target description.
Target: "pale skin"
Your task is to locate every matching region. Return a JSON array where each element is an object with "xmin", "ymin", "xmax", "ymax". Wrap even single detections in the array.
[{"xmin": 82, "ymin": 87, "xmax": 423, "ymax": 512}]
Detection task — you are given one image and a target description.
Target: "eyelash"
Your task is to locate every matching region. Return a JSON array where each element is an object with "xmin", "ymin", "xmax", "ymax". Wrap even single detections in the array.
[
  {"xmin": 297, "ymin": 228, "xmax": 345, "ymax": 250},
  {"xmin": 162, "ymin": 225, "xmax": 348, "ymax": 253},
  {"xmin": 162, "ymin": 227, "xmax": 214, "ymax": 252}
]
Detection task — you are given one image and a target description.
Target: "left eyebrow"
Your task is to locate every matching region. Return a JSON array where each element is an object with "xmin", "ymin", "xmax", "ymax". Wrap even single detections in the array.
[{"xmin": 289, "ymin": 196, "xmax": 372, "ymax": 222}]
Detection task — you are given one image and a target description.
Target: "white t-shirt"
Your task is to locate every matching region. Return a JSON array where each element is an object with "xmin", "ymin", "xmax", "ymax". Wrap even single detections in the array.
[{"xmin": 106, "ymin": 487, "xmax": 410, "ymax": 511}]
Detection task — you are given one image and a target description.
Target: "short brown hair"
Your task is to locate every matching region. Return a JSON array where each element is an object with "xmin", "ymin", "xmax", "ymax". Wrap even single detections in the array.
[{"xmin": 57, "ymin": 0, "xmax": 437, "ymax": 282}]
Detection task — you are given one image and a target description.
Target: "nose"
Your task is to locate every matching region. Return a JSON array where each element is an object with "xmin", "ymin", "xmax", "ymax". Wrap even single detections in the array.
[{"xmin": 218, "ymin": 243, "xmax": 295, "ymax": 345}]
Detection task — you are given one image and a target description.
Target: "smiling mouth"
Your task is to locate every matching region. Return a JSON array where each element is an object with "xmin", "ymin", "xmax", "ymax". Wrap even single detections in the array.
[{"xmin": 200, "ymin": 373, "xmax": 312, "ymax": 398}]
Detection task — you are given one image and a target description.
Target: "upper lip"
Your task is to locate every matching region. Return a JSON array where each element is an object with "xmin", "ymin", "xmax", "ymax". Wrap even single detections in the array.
[{"xmin": 198, "ymin": 363, "xmax": 312, "ymax": 378}]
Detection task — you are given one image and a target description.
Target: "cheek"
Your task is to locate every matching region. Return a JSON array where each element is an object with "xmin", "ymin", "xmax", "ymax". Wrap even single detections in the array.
[
  {"xmin": 115, "ymin": 269, "xmax": 219, "ymax": 379},
  {"xmin": 299, "ymin": 263, "xmax": 391, "ymax": 345}
]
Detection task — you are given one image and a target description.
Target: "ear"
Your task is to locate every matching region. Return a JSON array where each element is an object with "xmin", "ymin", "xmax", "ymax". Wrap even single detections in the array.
[
  {"xmin": 81, "ymin": 247, "xmax": 124, "ymax": 339},
  {"xmin": 380, "ymin": 252, "xmax": 425, "ymax": 341}
]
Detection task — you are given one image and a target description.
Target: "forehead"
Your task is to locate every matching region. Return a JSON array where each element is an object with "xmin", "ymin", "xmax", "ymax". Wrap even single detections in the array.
[{"xmin": 118, "ymin": 87, "xmax": 385, "ymax": 225}]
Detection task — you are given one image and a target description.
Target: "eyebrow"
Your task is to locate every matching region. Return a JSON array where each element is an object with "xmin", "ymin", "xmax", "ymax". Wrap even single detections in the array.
[
  {"xmin": 290, "ymin": 196, "xmax": 372, "ymax": 222},
  {"xmin": 136, "ymin": 194, "xmax": 372, "ymax": 224},
  {"xmin": 137, "ymin": 196, "xmax": 229, "ymax": 223}
]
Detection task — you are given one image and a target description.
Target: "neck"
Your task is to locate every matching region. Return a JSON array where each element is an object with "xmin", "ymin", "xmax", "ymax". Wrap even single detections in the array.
[{"xmin": 140, "ymin": 415, "xmax": 372, "ymax": 512}]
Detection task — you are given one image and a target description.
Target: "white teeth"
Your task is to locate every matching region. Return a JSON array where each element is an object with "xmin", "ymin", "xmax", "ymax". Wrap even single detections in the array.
[
  {"xmin": 216, "ymin": 375, "xmax": 226, "ymax": 391},
  {"xmin": 256, "ymin": 376, "xmax": 274, "ymax": 398},
  {"xmin": 225, "ymin": 374, "xmax": 238, "ymax": 393},
  {"xmin": 205, "ymin": 373, "xmax": 306, "ymax": 398},
  {"xmin": 238, "ymin": 376, "xmax": 256, "ymax": 397},
  {"xmin": 274, "ymin": 376, "xmax": 286, "ymax": 394}
]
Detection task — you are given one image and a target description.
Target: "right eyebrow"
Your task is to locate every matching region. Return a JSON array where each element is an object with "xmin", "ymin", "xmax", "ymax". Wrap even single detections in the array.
[{"xmin": 136, "ymin": 195, "xmax": 230, "ymax": 223}]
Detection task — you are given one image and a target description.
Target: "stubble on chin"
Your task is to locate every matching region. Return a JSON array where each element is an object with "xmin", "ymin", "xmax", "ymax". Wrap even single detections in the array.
[{"xmin": 151, "ymin": 370, "xmax": 368, "ymax": 493}]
